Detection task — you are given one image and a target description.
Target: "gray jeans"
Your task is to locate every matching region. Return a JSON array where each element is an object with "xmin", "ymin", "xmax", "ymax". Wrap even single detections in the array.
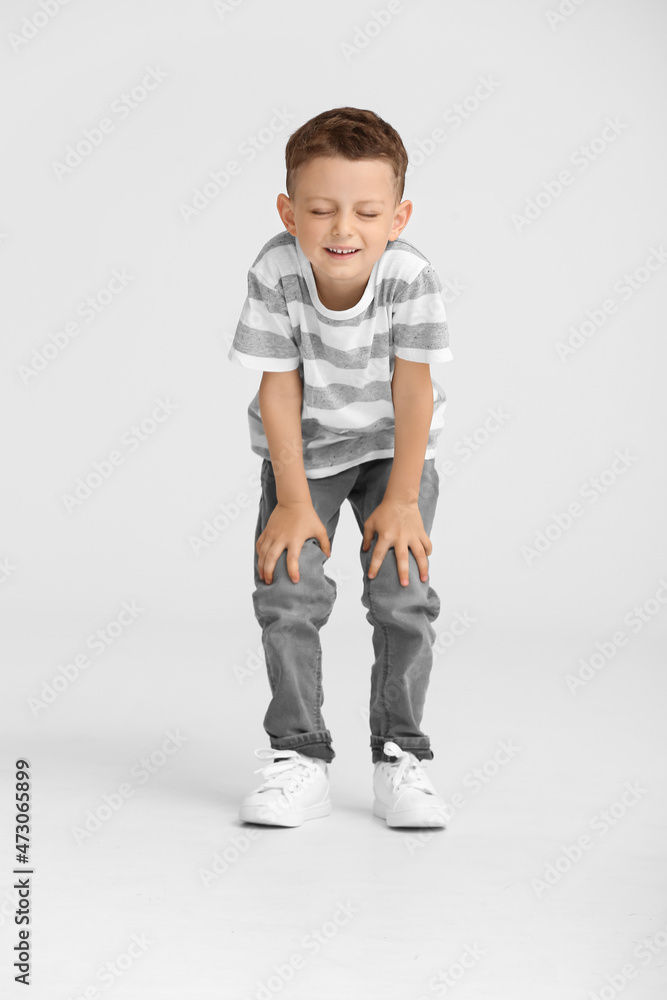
[{"xmin": 251, "ymin": 456, "xmax": 442, "ymax": 764}]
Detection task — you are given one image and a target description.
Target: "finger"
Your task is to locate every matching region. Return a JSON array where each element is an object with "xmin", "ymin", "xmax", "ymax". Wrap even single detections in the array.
[
  {"xmin": 415, "ymin": 547, "xmax": 429, "ymax": 583},
  {"xmin": 405, "ymin": 537, "xmax": 429, "ymax": 583},
  {"xmin": 368, "ymin": 542, "xmax": 387, "ymax": 579},
  {"xmin": 263, "ymin": 542, "xmax": 283, "ymax": 585},
  {"xmin": 319, "ymin": 529, "xmax": 331, "ymax": 558},
  {"xmin": 395, "ymin": 547, "xmax": 410, "ymax": 587},
  {"xmin": 263, "ymin": 552, "xmax": 275, "ymax": 584},
  {"xmin": 286, "ymin": 544, "xmax": 302, "ymax": 584},
  {"xmin": 257, "ymin": 535, "xmax": 272, "ymax": 582},
  {"xmin": 362, "ymin": 526, "xmax": 375, "ymax": 552},
  {"xmin": 257, "ymin": 540, "xmax": 266, "ymax": 581}
]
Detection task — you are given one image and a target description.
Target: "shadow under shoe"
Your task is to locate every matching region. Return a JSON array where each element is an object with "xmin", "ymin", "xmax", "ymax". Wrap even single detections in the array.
[{"xmin": 239, "ymin": 748, "xmax": 331, "ymax": 827}]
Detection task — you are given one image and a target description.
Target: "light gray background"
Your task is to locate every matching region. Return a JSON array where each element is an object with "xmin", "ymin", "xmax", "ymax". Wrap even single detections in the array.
[{"xmin": 1, "ymin": 1, "xmax": 666, "ymax": 998}]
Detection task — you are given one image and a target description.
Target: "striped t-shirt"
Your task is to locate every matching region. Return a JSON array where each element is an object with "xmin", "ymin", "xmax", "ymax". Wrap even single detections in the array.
[{"xmin": 228, "ymin": 231, "xmax": 453, "ymax": 479}]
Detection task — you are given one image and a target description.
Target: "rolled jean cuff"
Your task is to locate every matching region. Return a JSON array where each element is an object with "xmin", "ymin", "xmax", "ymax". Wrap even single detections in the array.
[
  {"xmin": 371, "ymin": 736, "xmax": 434, "ymax": 763},
  {"xmin": 270, "ymin": 730, "xmax": 335, "ymax": 762}
]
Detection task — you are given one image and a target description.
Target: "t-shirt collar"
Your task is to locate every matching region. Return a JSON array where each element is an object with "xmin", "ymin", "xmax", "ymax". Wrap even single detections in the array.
[{"xmin": 295, "ymin": 236, "xmax": 380, "ymax": 319}]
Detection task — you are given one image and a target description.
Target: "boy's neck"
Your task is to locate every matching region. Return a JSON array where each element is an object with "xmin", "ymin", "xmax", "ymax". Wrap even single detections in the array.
[{"xmin": 311, "ymin": 262, "xmax": 375, "ymax": 312}]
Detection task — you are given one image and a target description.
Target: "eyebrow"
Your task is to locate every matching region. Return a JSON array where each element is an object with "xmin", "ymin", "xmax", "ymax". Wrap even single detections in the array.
[{"xmin": 303, "ymin": 197, "xmax": 386, "ymax": 205}]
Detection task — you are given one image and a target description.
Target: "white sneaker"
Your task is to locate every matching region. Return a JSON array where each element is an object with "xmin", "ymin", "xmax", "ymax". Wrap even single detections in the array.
[
  {"xmin": 239, "ymin": 748, "xmax": 331, "ymax": 827},
  {"xmin": 373, "ymin": 741, "xmax": 447, "ymax": 828}
]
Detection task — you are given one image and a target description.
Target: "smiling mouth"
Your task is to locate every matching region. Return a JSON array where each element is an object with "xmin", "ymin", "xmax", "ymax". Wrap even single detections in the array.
[{"xmin": 324, "ymin": 247, "xmax": 360, "ymax": 257}]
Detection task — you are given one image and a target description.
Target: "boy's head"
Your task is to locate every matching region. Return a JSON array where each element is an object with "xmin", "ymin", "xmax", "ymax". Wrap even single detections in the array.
[
  {"xmin": 284, "ymin": 106, "xmax": 408, "ymax": 206},
  {"xmin": 276, "ymin": 108, "xmax": 413, "ymax": 308}
]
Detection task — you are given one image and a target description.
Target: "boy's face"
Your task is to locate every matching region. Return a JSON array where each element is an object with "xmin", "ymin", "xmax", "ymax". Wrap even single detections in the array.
[{"xmin": 276, "ymin": 155, "xmax": 412, "ymax": 310}]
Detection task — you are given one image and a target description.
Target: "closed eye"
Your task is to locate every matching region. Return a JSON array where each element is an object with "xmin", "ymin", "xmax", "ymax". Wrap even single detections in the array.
[{"xmin": 311, "ymin": 211, "xmax": 378, "ymax": 218}]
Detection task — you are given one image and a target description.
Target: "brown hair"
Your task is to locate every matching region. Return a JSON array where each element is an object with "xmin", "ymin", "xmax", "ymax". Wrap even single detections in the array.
[{"xmin": 284, "ymin": 107, "xmax": 408, "ymax": 205}]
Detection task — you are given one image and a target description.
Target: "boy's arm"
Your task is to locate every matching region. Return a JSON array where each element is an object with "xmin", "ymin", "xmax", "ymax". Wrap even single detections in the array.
[
  {"xmin": 258, "ymin": 370, "xmax": 312, "ymax": 505},
  {"xmin": 363, "ymin": 259, "xmax": 449, "ymax": 584},
  {"xmin": 362, "ymin": 357, "xmax": 434, "ymax": 586},
  {"xmin": 384, "ymin": 357, "xmax": 434, "ymax": 504},
  {"xmin": 256, "ymin": 371, "xmax": 332, "ymax": 585}
]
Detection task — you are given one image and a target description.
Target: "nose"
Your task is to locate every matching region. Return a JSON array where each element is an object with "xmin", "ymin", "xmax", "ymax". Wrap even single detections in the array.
[{"xmin": 332, "ymin": 211, "xmax": 354, "ymax": 237}]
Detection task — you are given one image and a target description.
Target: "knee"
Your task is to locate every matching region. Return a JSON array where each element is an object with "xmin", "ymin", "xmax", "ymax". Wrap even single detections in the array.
[
  {"xmin": 253, "ymin": 539, "xmax": 337, "ymax": 625},
  {"xmin": 366, "ymin": 575, "xmax": 440, "ymax": 626}
]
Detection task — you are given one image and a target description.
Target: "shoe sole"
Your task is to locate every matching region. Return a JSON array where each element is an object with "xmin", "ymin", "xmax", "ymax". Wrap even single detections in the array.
[
  {"xmin": 239, "ymin": 798, "xmax": 331, "ymax": 828},
  {"xmin": 373, "ymin": 798, "xmax": 447, "ymax": 829}
]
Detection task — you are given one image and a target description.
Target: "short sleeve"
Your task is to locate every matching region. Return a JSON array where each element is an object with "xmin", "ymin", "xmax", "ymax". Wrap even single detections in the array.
[
  {"xmin": 228, "ymin": 266, "xmax": 300, "ymax": 371},
  {"xmin": 392, "ymin": 265, "xmax": 453, "ymax": 364}
]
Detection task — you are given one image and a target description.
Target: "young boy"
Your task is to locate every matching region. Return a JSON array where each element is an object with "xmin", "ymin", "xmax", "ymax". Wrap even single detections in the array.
[{"xmin": 227, "ymin": 107, "xmax": 453, "ymax": 829}]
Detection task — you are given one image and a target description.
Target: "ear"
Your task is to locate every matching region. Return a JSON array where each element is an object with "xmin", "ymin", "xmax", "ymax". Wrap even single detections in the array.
[
  {"xmin": 388, "ymin": 199, "xmax": 413, "ymax": 241},
  {"xmin": 276, "ymin": 193, "xmax": 297, "ymax": 236}
]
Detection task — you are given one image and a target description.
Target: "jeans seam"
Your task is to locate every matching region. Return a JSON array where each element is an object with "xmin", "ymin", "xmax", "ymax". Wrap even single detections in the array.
[
  {"xmin": 313, "ymin": 643, "xmax": 324, "ymax": 730},
  {"xmin": 368, "ymin": 583, "xmax": 391, "ymax": 737},
  {"xmin": 361, "ymin": 476, "xmax": 392, "ymax": 739}
]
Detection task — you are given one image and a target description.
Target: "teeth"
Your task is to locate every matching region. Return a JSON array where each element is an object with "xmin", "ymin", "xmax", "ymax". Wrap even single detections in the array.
[{"xmin": 328, "ymin": 248, "xmax": 356, "ymax": 254}]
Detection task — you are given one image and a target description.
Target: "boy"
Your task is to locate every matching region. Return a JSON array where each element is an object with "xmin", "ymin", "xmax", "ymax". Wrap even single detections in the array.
[{"xmin": 227, "ymin": 107, "xmax": 453, "ymax": 829}]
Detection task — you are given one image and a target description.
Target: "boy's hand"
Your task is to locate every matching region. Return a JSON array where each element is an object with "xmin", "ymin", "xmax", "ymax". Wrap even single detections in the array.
[
  {"xmin": 257, "ymin": 501, "xmax": 331, "ymax": 585},
  {"xmin": 362, "ymin": 499, "xmax": 432, "ymax": 586}
]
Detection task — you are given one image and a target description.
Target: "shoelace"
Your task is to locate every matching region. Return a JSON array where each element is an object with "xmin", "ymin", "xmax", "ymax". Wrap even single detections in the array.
[
  {"xmin": 252, "ymin": 748, "xmax": 321, "ymax": 794},
  {"xmin": 381, "ymin": 741, "xmax": 434, "ymax": 793}
]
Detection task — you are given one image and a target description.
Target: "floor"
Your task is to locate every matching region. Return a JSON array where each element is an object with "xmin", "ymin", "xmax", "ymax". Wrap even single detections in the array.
[{"xmin": 2, "ymin": 624, "xmax": 666, "ymax": 999}]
